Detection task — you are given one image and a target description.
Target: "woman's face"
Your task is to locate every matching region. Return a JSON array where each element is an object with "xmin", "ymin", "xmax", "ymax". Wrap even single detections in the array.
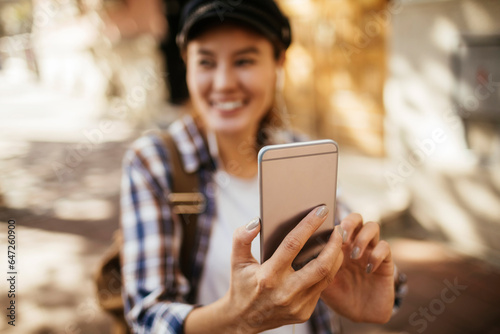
[{"xmin": 186, "ymin": 24, "xmax": 282, "ymax": 138}]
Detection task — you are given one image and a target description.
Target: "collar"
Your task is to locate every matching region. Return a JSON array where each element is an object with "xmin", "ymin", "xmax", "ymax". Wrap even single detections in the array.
[{"xmin": 168, "ymin": 114, "xmax": 217, "ymax": 173}]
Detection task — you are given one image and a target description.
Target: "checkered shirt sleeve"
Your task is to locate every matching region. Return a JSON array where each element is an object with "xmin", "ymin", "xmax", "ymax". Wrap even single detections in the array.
[{"xmin": 120, "ymin": 134, "xmax": 194, "ymax": 334}]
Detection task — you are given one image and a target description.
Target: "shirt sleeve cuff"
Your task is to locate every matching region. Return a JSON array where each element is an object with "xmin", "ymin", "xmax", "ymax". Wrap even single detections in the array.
[
  {"xmin": 152, "ymin": 302, "xmax": 196, "ymax": 334},
  {"xmin": 393, "ymin": 265, "xmax": 408, "ymax": 314}
]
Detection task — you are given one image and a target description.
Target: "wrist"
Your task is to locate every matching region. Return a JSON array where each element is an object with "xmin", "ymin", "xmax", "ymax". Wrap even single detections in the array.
[
  {"xmin": 218, "ymin": 293, "xmax": 239, "ymax": 333},
  {"xmin": 220, "ymin": 292, "xmax": 260, "ymax": 334},
  {"xmin": 185, "ymin": 294, "xmax": 248, "ymax": 334}
]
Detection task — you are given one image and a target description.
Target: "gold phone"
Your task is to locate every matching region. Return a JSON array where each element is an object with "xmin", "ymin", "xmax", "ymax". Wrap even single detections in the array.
[{"xmin": 258, "ymin": 140, "xmax": 339, "ymax": 270}]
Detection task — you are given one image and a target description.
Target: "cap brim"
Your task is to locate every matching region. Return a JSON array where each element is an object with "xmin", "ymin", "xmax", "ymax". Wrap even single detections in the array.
[{"xmin": 177, "ymin": 8, "xmax": 285, "ymax": 50}]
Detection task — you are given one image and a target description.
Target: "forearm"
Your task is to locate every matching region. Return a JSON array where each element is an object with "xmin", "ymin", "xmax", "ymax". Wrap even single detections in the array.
[{"xmin": 184, "ymin": 294, "xmax": 247, "ymax": 334}]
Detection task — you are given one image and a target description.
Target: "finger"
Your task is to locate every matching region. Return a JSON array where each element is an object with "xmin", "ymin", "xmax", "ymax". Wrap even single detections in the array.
[
  {"xmin": 340, "ymin": 213, "xmax": 363, "ymax": 243},
  {"xmin": 309, "ymin": 238, "xmax": 345, "ymax": 295},
  {"xmin": 271, "ymin": 206, "xmax": 329, "ymax": 270},
  {"xmin": 298, "ymin": 225, "xmax": 344, "ymax": 288},
  {"xmin": 366, "ymin": 240, "xmax": 392, "ymax": 274},
  {"xmin": 231, "ymin": 217, "xmax": 261, "ymax": 267},
  {"xmin": 350, "ymin": 221, "xmax": 380, "ymax": 260}
]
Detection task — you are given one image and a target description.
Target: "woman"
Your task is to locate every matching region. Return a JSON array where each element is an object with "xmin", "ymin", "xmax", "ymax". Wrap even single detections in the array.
[{"xmin": 120, "ymin": 0, "xmax": 405, "ymax": 333}]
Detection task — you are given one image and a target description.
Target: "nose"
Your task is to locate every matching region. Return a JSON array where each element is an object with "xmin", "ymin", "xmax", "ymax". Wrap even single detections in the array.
[{"xmin": 213, "ymin": 63, "xmax": 238, "ymax": 92}]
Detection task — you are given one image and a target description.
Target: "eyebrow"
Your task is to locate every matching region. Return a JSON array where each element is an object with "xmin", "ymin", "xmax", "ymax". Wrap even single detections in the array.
[
  {"xmin": 197, "ymin": 46, "xmax": 260, "ymax": 57},
  {"xmin": 234, "ymin": 46, "xmax": 260, "ymax": 56}
]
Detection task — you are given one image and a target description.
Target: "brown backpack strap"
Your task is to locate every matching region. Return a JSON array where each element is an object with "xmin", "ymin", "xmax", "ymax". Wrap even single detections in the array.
[
  {"xmin": 161, "ymin": 132, "xmax": 206, "ymax": 215},
  {"xmin": 161, "ymin": 131, "xmax": 205, "ymax": 300}
]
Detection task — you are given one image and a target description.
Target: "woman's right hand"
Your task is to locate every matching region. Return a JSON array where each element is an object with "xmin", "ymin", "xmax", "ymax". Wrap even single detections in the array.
[
  {"xmin": 184, "ymin": 206, "xmax": 343, "ymax": 334},
  {"xmin": 227, "ymin": 206, "xmax": 344, "ymax": 333}
]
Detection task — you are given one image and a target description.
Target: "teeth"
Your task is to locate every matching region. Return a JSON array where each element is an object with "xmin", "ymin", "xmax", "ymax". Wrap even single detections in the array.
[{"xmin": 214, "ymin": 101, "xmax": 243, "ymax": 111}]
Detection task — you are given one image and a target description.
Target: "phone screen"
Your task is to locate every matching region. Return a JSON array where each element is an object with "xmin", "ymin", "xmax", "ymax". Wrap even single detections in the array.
[{"xmin": 258, "ymin": 140, "xmax": 338, "ymax": 270}]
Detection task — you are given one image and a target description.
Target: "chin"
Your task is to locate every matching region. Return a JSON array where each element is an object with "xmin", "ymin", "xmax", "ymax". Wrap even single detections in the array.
[
  {"xmin": 210, "ymin": 120, "xmax": 249, "ymax": 135},
  {"xmin": 207, "ymin": 112, "xmax": 255, "ymax": 136}
]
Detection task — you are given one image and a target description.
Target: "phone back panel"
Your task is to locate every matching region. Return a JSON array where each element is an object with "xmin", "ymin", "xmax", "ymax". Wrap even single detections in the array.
[{"xmin": 258, "ymin": 140, "xmax": 338, "ymax": 269}]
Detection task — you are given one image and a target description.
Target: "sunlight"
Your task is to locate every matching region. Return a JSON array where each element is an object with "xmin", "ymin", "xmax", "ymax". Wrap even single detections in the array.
[
  {"xmin": 285, "ymin": 44, "xmax": 314, "ymax": 87},
  {"xmin": 454, "ymin": 177, "xmax": 500, "ymax": 222},
  {"xmin": 54, "ymin": 198, "xmax": 114, "ymax": 221},
  {"xmin": 390, "ymin": 239, "xmax": 454, "ymax": 263},
  {"xmin": 431, "ymin": 17, "xmax": 459, "ymax": 53}
]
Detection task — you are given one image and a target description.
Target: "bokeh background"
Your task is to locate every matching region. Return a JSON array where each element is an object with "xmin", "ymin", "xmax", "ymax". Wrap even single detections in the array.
[{"xmin": 0, "ymin": 0, "xmax": 499, "ymax": 333}]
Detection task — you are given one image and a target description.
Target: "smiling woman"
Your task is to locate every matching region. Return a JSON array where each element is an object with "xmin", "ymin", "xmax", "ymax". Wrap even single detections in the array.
[
  {"xmin": 119, "ymin": 1, "xmax": 403, "ymax": 333},
  {"xmin": 186, "ymin": 25, "xmax": 279, "ymax": 135}
]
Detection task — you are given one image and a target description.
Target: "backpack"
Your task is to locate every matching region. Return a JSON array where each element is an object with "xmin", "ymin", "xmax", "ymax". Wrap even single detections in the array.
[{"xmin": 94, "ymin": 131, "xmax": 206, "ymax": 334}]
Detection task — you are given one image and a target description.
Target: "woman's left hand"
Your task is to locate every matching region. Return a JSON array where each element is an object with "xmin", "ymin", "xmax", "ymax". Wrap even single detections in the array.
[{"xmin": 320, "ymin": 213, "xmax": 395, "ymax": 324}]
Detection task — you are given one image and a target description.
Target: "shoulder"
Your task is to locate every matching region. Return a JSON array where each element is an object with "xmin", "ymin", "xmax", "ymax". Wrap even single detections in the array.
[
  {"xmin": 124, "ymin": 115, "xmax": 190, "ymax": 165},
  {"xmin": 123, "ymin": 132, "xmax": 168, "ymax": 168},
  {"xmin": 123, "ymin": 115, "xmax": 204, "ymax": 175}
]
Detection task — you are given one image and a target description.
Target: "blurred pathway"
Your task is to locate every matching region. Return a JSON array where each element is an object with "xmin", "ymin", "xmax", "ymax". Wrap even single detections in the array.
[{"xmin": 0, "ymin": 59, "xmax": 133, "ymax": 333}]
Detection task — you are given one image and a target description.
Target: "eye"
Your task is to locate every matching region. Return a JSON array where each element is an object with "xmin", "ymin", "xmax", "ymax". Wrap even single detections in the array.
[
  {"xmin": 235, "ymin": 58, "xmax": 255, "ymax": 67},
  {"xmin": 198, "ymin": 58, "xmax": 215, "ymax": 68}
]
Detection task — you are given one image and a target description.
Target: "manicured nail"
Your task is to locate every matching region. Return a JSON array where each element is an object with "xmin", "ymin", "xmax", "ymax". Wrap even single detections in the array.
[
  {"xmin": 366, "ymin": 263, "xmax": 373, "ymax": 274},
  {"xmin": 315, "ymin": 206, "xmax": 328, "ymax": 218},
  {"xmin": 246, "ymin": 217, "xmax": 260, "ymax": 231},
  {"xmin": 342, "ymin": 229, "xmax": 348, "ymax": 243},
  {"xmin": 335, "ymin": 225, "xmax": 344, "ymax": 243},
  {"xmin": 351, "ymin": 246, "xmax": 361, "ymax": 259}
]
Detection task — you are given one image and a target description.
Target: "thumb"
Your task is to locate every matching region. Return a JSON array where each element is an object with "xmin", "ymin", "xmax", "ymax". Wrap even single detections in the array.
[{"xmin": 231, "ymin": 217, "xmax": 260, "ymax": 266}]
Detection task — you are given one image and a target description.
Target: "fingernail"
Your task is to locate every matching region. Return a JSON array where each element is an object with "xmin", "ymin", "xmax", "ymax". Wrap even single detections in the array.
[
  {"xmin": 351, "ymin": 246, "xmax": 360, "ymax": 259},
  {"xmin": 315, "ymin": 206, "xmax": 328, "ymax": 218},
  {"xmin": 335, "ymin": 225, "xmax": 344, "ymax": 243},
  {"xmin": 246, "ymin": 217, "xmax": 260, "ymax": 231},
  {"xmin": 342, "ymin": 229, "xmax": 348, "ymax": 243},
  {"xmin": 366, "ymin": 263, "xmax": 373, "ymax": 274}
]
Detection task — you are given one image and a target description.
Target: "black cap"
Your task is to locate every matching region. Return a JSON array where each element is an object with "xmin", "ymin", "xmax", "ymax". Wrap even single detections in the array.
[{"xmin": 177, "ymin": 0, "xmax": 292, "ymax": 51}]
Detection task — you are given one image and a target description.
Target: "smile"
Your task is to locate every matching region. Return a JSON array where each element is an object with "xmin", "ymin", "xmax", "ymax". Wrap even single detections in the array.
[{"xmin": 212, "ymin": 100, "xmax": 245, "ymax": 111}]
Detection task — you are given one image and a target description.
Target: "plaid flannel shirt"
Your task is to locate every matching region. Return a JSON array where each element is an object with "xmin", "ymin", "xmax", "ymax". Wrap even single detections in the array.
[{"xmin": 120, "ymin": 114, "xmax": 406, "ymax": 333}]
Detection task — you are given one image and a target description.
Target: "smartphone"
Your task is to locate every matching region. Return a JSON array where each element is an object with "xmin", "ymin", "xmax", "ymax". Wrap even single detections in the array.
[{"xmin": 258, "ymin": 140, "xmax": 338, "ymax": 270}]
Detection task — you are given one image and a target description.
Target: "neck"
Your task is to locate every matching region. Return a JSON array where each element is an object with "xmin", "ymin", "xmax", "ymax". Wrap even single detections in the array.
[{"xmin": 215, "ymin": 129, "xmax": 258, "ymax": 179}]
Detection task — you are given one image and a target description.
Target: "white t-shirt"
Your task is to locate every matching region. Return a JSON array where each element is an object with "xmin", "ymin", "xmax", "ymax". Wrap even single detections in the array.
[{"xmin": 197, "ymin": 170, "xmax": 310, "ymax": 334}]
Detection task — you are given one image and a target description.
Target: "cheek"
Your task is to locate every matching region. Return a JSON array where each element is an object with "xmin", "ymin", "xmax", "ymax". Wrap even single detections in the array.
[
  {"xmin": 246, "ymin": 68, "xmax": 276, "ymax": 108},
  {"xmin": 187, "ymin": 69, "xmax": 212, "ymax": 103}
]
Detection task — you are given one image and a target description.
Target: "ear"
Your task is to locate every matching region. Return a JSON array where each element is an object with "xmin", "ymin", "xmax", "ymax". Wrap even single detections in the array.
[{"xmin": 276, "ymin": 49, "xmax": 286, "ymax": 67}]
